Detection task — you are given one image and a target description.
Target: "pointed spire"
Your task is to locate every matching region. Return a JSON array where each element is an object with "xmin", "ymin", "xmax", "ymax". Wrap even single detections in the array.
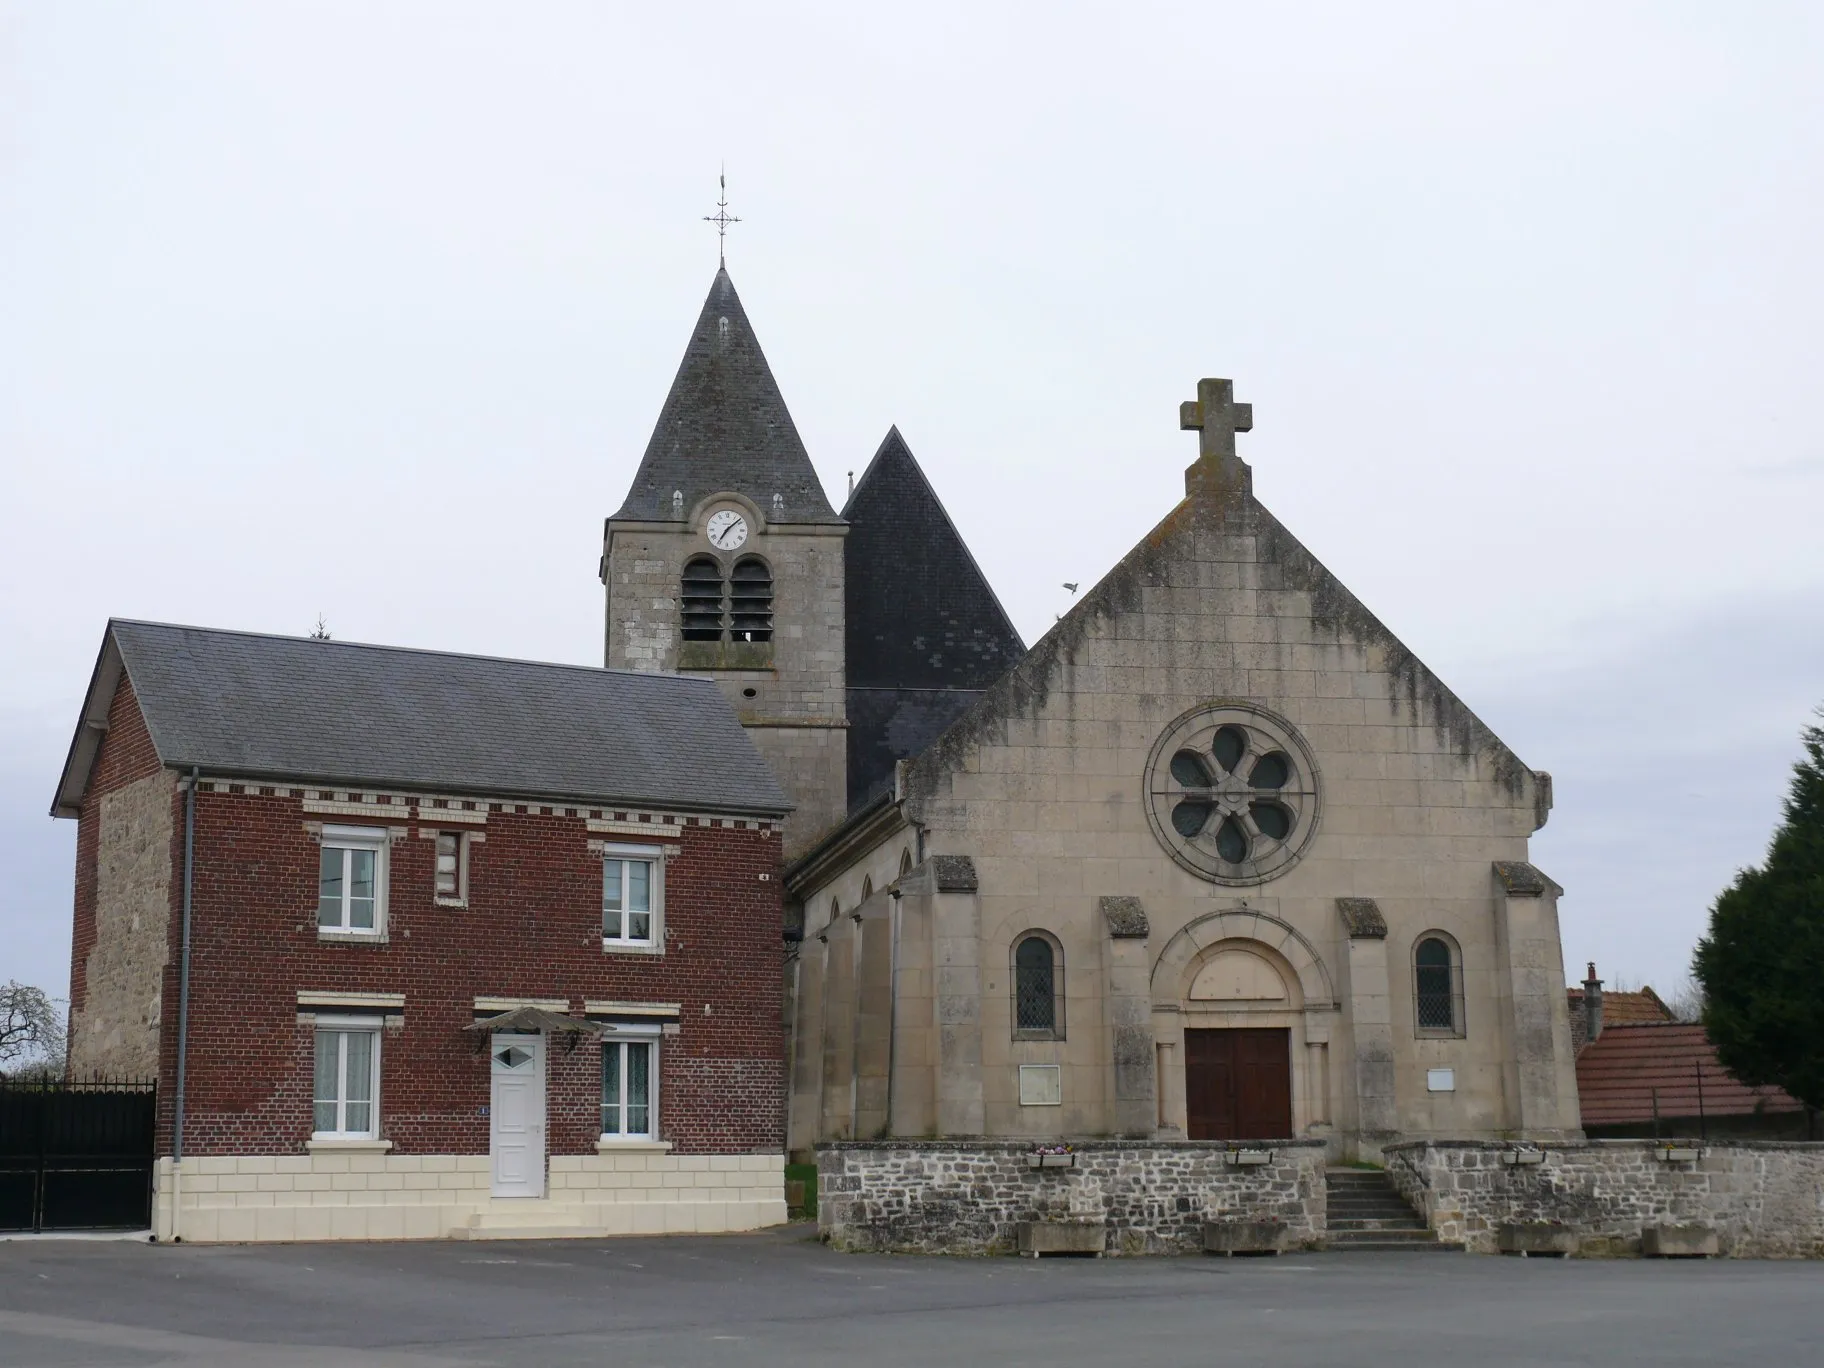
[
  {"xmin": 611, "ymin": 269, "xmax": 839, "ymax": 524},
  {"xmin": 843, "ymin": 426, "xmax": 1027, "ymax": 805},
  {"xmin": 844, "ymin": 425, "xmax": 1024, "ymax": 686}
]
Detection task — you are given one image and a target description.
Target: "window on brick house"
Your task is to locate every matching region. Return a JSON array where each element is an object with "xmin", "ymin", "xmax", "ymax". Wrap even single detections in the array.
[
  {"xmin": 314, "ymin": 1020, "xmax": 381, "ymax": 1138},
  {"xmin": 601, "ymin": 1035, "xmax": 657, "ymax": 1140},
  {"xmin": 602, "ymin": 845, "xmax": 662, "ymax": 949},
  {"xmin": 318, "ymin": 826, "xmax": 388, "ymax": 935},
  {"xmin": 433, "ymin": 831, "xmax": 467, "ymax": 902}
]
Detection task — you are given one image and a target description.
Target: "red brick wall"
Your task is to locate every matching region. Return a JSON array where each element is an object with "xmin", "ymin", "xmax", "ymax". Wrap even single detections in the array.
[
  {"xmin": 171, "ymin": 789, "xmax": 785, "ymax": 1157},
  {"xmin": 67, "ymin": 676, "xmax": 174, "ymax": 1055}
]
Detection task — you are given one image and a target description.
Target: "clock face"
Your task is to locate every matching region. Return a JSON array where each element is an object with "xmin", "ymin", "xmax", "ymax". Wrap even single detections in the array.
[{"xmin": 706, "ymin": 509, "xmax": 749, "ymax": 550}]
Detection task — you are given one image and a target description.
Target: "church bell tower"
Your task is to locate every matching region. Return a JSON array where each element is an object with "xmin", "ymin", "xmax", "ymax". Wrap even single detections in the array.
[{"xmin": 601, "ymin": 267, "xmax": 848, "ymax": 857}]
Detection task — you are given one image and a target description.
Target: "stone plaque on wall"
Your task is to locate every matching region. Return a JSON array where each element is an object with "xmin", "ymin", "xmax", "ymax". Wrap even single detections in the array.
[{"xmin": 1018, "ymin": 1064, "xmax": 1062, "ymax": 1107}]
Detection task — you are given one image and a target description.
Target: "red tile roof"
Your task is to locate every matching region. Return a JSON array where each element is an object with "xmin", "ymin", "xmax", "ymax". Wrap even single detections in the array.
[
  {"xmin": 1575, "ymin": 1023, "xmax": 1805, "ymax": 1127},
  {"xmin": 1566, "ymin": 985, "xmax": 1675, "ymax": 1029}
]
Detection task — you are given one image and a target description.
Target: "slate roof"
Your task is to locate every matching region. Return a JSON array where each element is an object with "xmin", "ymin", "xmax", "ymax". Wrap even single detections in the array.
[
  {"xmin": 610, "ymin": 267, "xmax": 840, "ymax": 525},
  {"xmin": 1575, "ymin": 1024, "xmax": 1804, "ymax": 1127},
  {"xmin": 52, "ymin": 621, "xmax": 791, "ymax": 818},
  {"xmin": 846, "ymin": 685, "xmax": 992, "ymax": 811},
  {"xmin": 842, "ymin": 427, "xmax": 1025, "ymax": 805}
]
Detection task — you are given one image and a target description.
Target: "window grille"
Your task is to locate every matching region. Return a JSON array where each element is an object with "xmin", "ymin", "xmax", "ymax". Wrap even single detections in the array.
[
  {"xmin": 680, "ymin": 557, "xmax": 725, "ymax": 641},
  {"xmin": 1014, "ymin": 935, "xmax": 1058, "ymax": 1035},
  {"xmin": 729, "ymin": 557, "xmax": 773, "ymax": 642},
  {"xmin": 1414, "ymin": 936, "xmax": 1461, "ymax": 1034}
]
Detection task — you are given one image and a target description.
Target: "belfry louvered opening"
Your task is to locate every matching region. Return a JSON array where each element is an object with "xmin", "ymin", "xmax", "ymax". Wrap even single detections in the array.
[
  {"xmin": 729, "ymin": 557, "xmax": 773, "ymax": 643},
  {"xmin": 680, "ymin": 557, "xmax": 726, "ymax": 641}
]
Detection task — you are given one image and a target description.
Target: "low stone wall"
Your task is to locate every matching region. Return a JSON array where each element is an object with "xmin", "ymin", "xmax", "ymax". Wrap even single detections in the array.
[
  {"xmin": 1385, "ymin": 1140, "xmax": 1824, "ymax": 1258},
  {"xmin": 817, "ymin": 1140, "xmax": 1327, "ymax": 1255}
]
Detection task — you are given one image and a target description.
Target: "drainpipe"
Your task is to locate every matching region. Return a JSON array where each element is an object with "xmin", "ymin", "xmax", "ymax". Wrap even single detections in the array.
[{"xmin": 170, "ymin": 767, "xmax": 199, "ymax": 1241}]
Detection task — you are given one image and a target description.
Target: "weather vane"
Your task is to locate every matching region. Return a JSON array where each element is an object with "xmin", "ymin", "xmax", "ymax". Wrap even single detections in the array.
[{"xmin": 703, "ymin": 170, "xmax": 740, "ymax": 265}]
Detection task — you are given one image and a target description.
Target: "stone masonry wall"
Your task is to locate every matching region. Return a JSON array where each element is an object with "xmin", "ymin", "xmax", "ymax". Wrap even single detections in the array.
[
  {"xmin": 605, "ymin": 522, "xmax": 847, "ymax": 857},
  {"xmin": 1385, "ymin": 1140, "xmax": 1824, "ymax": 1257},
  {"xmin": 818, "ymin": 1140, "xmax": 1327, "ymax": 1255},
  {"xmin": 69, "ymin": 676, "xmax": 175, "ymax": 1079}
]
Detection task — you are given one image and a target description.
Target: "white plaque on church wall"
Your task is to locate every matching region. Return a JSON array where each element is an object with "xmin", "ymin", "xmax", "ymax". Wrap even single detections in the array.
[
  {"xmin": 1019, "ymin": 1064, "xmax": 1063, "ymax": 1107},
  {"xmin": 1427, "ymin": 1068, "xmax": 1456, "ymax": 1093}
]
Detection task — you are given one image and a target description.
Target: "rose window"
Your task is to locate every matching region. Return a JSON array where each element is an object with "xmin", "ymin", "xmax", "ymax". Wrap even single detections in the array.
[{"xmin": 1143, "ymin": 703, "xmax": 1321, "ymax": 885}]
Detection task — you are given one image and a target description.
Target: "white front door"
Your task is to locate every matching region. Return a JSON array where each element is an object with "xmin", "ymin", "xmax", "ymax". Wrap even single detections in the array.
[{"xmin": 489, "ymin": 1033, "xmax": 546, "ymax": 1198}]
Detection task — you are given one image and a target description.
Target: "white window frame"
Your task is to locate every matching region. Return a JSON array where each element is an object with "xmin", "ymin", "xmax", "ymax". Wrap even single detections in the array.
[
  {"xmin": 600, "ymin": 1029, "xmax": 660, "ymax": 1142},
  {"xmin": 313, "ymin": 1016, "xmax": 382, "ymax": 1140},
  {"xmin": 318, "ymin": 824, "xmax": 389, "ymax": 937},
  {"xmin": 601, "ymin": 843, "xmax": 663, "ymax": 952}
]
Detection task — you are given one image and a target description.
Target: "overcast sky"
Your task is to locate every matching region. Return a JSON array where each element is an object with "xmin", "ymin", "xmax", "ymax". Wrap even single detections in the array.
[{"xmin": 4, "ymin": 2, "xmax": 1820, "ymax": 1004}]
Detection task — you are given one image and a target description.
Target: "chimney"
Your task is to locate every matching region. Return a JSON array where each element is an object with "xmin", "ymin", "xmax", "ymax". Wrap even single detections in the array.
[{"xmin": 1583, "ymin": 962, "xmax": 1604, "ymax": 1044}]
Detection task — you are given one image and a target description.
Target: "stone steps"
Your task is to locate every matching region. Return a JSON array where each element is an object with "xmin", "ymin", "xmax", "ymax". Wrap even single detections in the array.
[
  {"xmin": 1328, "ymin": 1218, "xmax": 1431, "ymax": 1232},
  {"xmin": 1323, "ymin": 1169, "xmax": 1459, "ymax": 1253}
]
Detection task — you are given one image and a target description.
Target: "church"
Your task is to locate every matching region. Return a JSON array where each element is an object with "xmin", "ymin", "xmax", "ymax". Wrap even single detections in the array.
[{"xmin": 603, "ymin": 267, "xmax": 1584, "ymax": 1162}]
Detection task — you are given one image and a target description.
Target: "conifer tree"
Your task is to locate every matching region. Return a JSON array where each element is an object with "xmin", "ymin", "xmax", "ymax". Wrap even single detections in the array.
[{"xmin": 1693, "ymin": 715, "xmax": 1824, "ymax": 1110}]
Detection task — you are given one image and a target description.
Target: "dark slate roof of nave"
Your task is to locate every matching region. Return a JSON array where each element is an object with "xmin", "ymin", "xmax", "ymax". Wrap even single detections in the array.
[
  {"xmin": 841, "ymin": 428, "xmax": 1026, "ymax": 806},
  {"xmin": 842, "ymin": 427, "xmax": 1025, "ymax": 690},
  {"xmin": 54, "ymin": 620, "xmax": 791, "ymax": 818},
  {"xmin": 846, "ymin": 685, "xmax": 993, "ymax": 811},
  {"xmin": 610, "ymin": 267, "xmax": 840, "ymax": 525}
]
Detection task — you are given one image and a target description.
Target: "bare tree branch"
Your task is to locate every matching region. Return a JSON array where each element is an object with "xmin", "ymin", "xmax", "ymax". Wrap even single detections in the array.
[{"xmin": 0, "ymin": 981, "xmax": 67, "ymax": 1075}]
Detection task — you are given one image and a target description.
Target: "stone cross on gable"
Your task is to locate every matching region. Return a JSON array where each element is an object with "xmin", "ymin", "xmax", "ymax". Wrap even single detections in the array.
[{"xmin": 1179, "ymin": 378, "xmax": 1252, "ymax": 461}]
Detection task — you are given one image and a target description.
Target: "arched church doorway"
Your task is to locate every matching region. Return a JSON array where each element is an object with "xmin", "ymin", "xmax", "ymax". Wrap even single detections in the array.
[{"xmin": 1184, "ymin": 1028, "xmax": 1291, "ymax": 1139}]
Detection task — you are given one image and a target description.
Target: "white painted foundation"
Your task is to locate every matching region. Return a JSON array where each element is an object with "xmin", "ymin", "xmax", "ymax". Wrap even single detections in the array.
[{"xmin": 152, "ymin": 1151, "xmax": 787, "ymax": 1243}]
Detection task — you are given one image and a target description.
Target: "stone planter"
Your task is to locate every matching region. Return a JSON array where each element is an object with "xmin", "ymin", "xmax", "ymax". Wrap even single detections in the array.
[
  {"xmin": 1497, "ymin": 1223, "xmax": 1577, "ymax": 1257},
  {"xmin": 1203, "ymin": 1220, "xmax": 1287, "ymax": 1255},
  {"xmin": 1225, "ymin": 1149, "xmax": 1273, "ymax": 1167},
  {"xmin": 1016, "ymin": 1221, "xmax": 1104, "ymax": 1257},
  {"xmin": 1642, "ymin": 1224, "xmax": 1718, "ymax": 1258},
  {"xmin": 1655, "ymin": 1146, "xmax": 1702, "ymax": 1163},
  {"xmin": 1500, "ymin": 1148, "xmax": 1546, "ymax": 1166},
  {"xmin": 1026, "ymin": 1153, "xmax": 1076, "ymax": 1170}
]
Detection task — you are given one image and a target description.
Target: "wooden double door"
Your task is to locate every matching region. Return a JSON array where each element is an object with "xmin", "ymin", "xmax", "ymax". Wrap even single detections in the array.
[{"xmin": 1185, "ymin": 1027, "xmax": 1292, "ymax": 1140}]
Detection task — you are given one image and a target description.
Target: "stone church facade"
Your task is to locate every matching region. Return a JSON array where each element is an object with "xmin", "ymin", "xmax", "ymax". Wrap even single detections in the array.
[{"xmin": 605, "ymin": 272, "xmax": 1583, "ymax": 1162}]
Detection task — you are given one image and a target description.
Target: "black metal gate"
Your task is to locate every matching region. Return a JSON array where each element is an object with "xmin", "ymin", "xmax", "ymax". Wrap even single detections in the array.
[{"xmin": 0, "ymin": 1078, "xmax": 156, "ymax": 1233}]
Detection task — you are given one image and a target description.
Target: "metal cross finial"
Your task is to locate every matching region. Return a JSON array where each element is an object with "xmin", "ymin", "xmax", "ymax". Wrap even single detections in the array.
[{"xmin": 703, "ymin": 170, "xmax": 741, "ymax": 265}]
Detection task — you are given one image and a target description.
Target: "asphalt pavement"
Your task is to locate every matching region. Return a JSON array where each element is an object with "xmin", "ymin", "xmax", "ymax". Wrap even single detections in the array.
[{"xmin": 2, "ymin": 1225, "xmax": 1820, "ymax": 1367}]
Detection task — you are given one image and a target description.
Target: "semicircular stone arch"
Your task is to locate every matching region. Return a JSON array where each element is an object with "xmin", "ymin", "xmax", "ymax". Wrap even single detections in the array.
[{"xmin": 1150, "ymin": 908, "xmax": 1337, "ymax": 1011}]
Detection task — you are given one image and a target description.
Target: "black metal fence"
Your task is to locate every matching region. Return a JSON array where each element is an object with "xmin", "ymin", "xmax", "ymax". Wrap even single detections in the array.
[{"xmin": 0, "ymin": 1077, "xmax": 157, "ymax": 1233}]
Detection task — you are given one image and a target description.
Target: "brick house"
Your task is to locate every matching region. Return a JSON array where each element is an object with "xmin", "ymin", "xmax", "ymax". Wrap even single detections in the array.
[{"xmin": 54, "ymin": 620, "xmax": 792, "ymax": 1242}]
